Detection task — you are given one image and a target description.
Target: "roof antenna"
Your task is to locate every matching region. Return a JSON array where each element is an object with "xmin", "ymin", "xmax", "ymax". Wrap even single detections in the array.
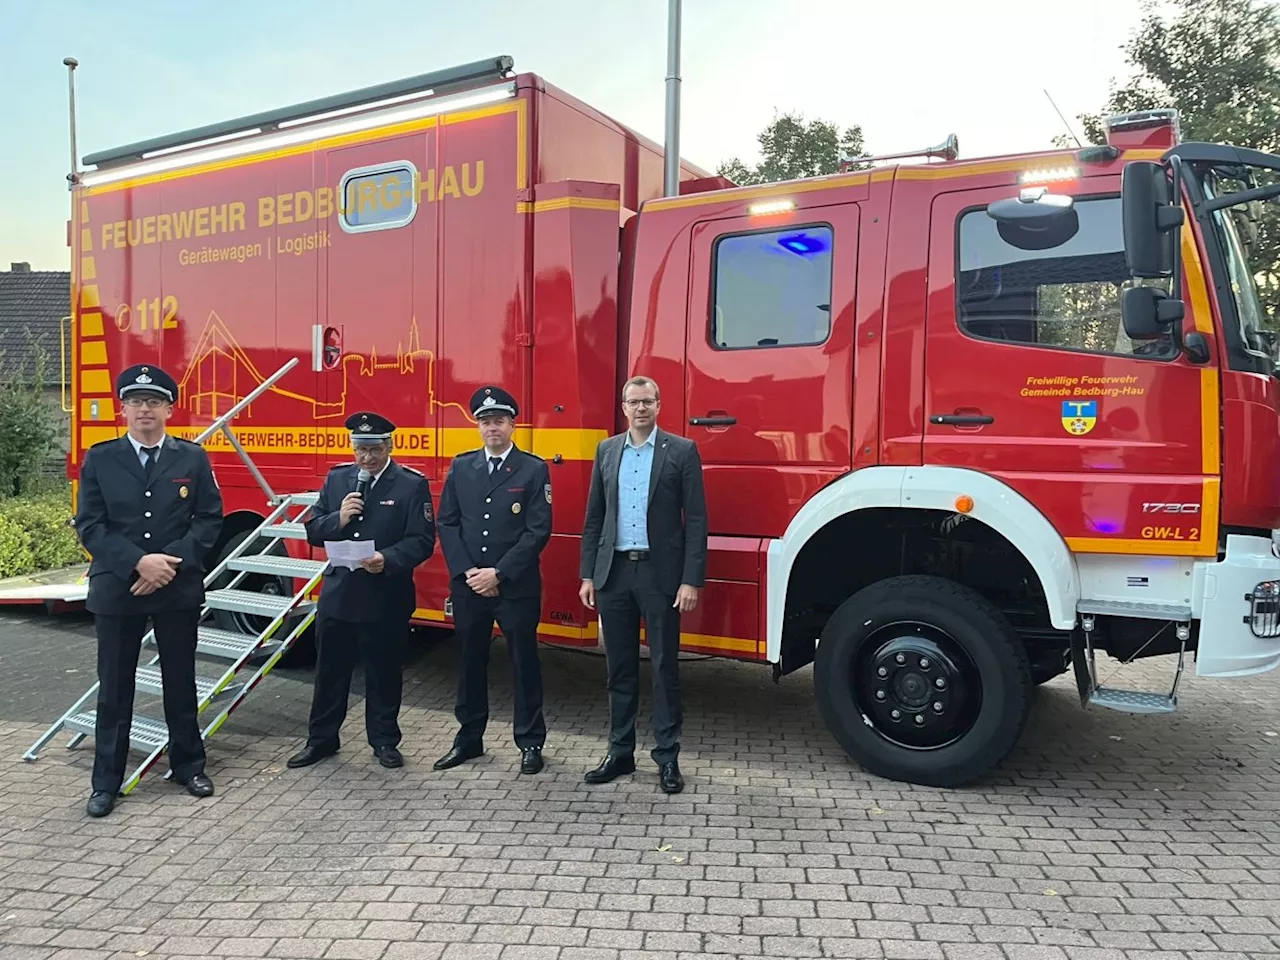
[{"xmin": 1044, "ymin": 89, "xmax": 1082, "ymax": 148}]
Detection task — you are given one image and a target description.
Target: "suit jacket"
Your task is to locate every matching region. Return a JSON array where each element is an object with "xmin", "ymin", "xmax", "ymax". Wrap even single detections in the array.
[
  {"xmin": 579, "ymin": 427, "xmax": 708, "ymax": 596},
  {"xmin": 437, "ymin": 446, "xmax": 552, "ymax": 600},
  {"xmin": 75, "ymin": 434, "xmax": 224, "ymax": 616},
  {"xmin": 305, "ymin": 460, "xmax": 435, "ymax": 622}
]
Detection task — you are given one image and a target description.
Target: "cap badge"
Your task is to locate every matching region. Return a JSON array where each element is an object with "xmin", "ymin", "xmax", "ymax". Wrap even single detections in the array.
[
  {"xmin": 135, "ymin": 373, "xmax": 152, "ymax": 384},
  {"xmin": 358, "ymin": 423, "xmax": 371, "ymax": 432}
]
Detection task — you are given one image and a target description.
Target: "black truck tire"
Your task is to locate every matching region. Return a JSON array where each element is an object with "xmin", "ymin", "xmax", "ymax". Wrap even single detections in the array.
[{"xmin": 813, "ymin": 574, "xmax": 1032, "ymax": 788}]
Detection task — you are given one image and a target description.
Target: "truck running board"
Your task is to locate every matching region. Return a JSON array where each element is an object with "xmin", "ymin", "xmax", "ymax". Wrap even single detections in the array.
[{"xmin": 1071, "ymin": 610, "xmax": 1187, "ymax": 715}]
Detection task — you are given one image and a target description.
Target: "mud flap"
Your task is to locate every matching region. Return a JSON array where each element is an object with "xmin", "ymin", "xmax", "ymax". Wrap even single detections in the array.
[{"xmin": 1069, "ymin": 626, "xmax": 1093, "ymax": 706}]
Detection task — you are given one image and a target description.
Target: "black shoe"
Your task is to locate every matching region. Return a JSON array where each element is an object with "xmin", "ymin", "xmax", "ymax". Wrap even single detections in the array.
[
  {"xmin": 86, "ymin": 791, "xmax": 115, "ymax": 818},
  {"xmin": 177, "ymin": 773, "xmax": 214, "ymax": 798},
  {"xmin": 520, "ymin": 746, "xmax": 544, "ymax": 775},
  {"xmin": 659, "ymin": 760, "xmax": 684, "ymax": 794},
  {"xmin": 583, "ymin": 753, "xmax": 635, "ymax": 784},
  {"xmin": 374, "ymin": 745, "xmax": 404, "ymax": 768},
  {"xmin": 286, "ymin": 743, "xmax": 337, "ymax": 769},
  {"xmin": 433, "ymin": 742, "xmax": 482, "ymax": 770}
]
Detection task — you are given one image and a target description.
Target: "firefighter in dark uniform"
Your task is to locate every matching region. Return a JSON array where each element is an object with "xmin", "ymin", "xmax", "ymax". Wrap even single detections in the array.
[
  {"xmin": 434, "ymin": 386, "xmax": 553, "ymax": 774},
  {"xmin": 286, "ymin": 411, "xmax": 435, "ymax": 771},
  {"xmin": 75, "ymin": 363, "xmax": 224, "ymax": 818}
]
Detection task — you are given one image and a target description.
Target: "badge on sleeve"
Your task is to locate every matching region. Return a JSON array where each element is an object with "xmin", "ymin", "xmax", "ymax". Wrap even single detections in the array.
[
  {"xmin": 544, "ymin": 483, "xmax": 552, "ymax": 504},
  {"xmin": 424, "ymin": 499, "xmax": 434, "ymax": 522}
]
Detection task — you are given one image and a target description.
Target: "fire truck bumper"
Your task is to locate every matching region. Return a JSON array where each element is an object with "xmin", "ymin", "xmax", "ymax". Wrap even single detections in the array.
[{"xmin": 1192, "ymin": 534, "xmax": 1280, "ymax": 677}]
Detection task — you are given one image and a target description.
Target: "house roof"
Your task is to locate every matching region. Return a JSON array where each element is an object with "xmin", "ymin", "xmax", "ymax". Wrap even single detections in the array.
[{"xmin": 0, "ymin": 268, "xmax": 71, "ymax": 384}]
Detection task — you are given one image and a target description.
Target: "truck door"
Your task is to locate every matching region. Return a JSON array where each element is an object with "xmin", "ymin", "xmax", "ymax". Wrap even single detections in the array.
[
  {"xmin": 683, "ymin": 205, "xmax": 860, "ymax": 538},
  {"xmin": 923, "ymin": 182, "xmax": 1221, "ymax": 556},
  {"xmin": 320, "ymin": 141, "xmax": 437, "ymax": 481}
]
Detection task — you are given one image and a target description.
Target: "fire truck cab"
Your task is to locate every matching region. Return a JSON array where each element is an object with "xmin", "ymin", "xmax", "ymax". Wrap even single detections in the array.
[{"xmin": 620, "ymin": 107, "xmax": 1280, "ymax": 784}]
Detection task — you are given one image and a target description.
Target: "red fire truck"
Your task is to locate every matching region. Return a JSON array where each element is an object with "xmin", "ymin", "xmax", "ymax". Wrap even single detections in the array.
[{"xmin": 50, "ymin": 55, "xmax": 1280, "ymax": 787}]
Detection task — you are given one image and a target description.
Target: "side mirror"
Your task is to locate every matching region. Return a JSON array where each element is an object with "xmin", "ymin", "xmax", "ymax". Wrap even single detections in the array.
[
  {"xmin": 1122, "ymin": 286, "xmax": 1209, "ymax": 364},
  {"xmin": 1121, "ymin": 160, "xmax": 1184, "ymax": 278},
  {"xmin": 1122, "ymin": 285, "xmax": 1183, "ymax": 339},
  {"xmin": 1121, "ymin": 158, "xmax": 1200, "ymax": 361}
]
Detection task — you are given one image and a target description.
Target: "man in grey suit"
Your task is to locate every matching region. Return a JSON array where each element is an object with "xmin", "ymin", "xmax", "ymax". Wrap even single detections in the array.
[{"xmin": 579, "ymin": 375, "xmax": 708, "ymax": 794}]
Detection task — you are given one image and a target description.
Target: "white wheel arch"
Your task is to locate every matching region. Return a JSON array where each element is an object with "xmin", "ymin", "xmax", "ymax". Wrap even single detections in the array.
[{"xmin": 765, "ymin": 466, "xmax": 1081, "ymax": 663}]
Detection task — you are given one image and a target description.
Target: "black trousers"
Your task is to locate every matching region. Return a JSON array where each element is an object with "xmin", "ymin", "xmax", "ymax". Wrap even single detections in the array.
[
  {"xmin": 597, "ymin": 556, "xmax": 683, "ymax": 765},
  {"xmin": 92, "ymin": 608, "xmax": 206, "ymax": 794},
  {"xmin": 306, "ymin": 616, "xmax": 406, "ymax": 750},
  {"xmin": 451, "ymin": 587, "xmax": 545, "ymax": 750}
]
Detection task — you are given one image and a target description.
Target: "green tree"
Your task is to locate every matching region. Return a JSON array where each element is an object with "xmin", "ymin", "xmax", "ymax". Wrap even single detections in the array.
[
  {"xmin": 718, "ymin": 110, "xmax": 869, "ymax": 185},
  {"xmin": 1058, "ymin": 0, "xmax": 1280, "ymax": 325},
  {"xmin": 0, "ymin": 338, "xmax": 61, "ymax": 499}
]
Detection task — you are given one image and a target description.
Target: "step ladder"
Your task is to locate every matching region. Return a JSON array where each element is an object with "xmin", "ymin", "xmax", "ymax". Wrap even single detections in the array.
[
  {"xmin": 1071, "ymin": 602, "xmax": 1189, "ymax": 715},
  {"xmin": 22, "ymin": 357, "xmax": 330, "ymax": 795}
]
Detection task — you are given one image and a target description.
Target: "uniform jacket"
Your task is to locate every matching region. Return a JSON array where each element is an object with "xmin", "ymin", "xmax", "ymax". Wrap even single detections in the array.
[
  {"xmin": 579, "ymin": 427, "xmax": 708, "ymax": 597},
  {"xmin": 305, "ymin": 461, "xmax": 435, "ymax": 622},
  {"xmin": 75, "ymin": 434, "xmax": 224, "ymax": 616},
  {"xmin": 437, "ymin": 446, "xmax": 552, "ymax": 600}
]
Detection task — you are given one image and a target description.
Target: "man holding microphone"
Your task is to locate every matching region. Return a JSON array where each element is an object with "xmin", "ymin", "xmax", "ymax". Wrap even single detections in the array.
[{"xmin": 286, "ymin": 411, "xmax": 435, "ymax": 770}]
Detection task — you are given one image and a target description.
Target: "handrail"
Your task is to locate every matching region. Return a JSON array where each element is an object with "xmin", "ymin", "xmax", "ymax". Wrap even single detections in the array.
[
  {"xmin": 191, "ymin": 357, "xmax": 297, "ymax": 444},
  {"xmin": 191, "ymin": 357, "xmax": 299, "ymax": 504},
  {"xmin": 59, "ymin": 315, "xmax": 72, "ymax": 413}
]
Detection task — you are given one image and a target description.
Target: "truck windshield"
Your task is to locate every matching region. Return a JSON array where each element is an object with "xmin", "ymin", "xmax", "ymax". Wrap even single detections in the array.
[{"xmin": 1197, "ymin": 168, "xmax": 1277, "ymax": 368}]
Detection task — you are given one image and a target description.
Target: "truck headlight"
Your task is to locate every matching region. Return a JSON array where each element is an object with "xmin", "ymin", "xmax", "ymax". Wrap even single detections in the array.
[{"xmin": 1245, "ymin": 580, "xmax": 1280, "ymax": 638}]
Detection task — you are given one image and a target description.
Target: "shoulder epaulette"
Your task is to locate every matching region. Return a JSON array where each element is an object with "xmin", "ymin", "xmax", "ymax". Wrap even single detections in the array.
[{"xmin": 400, "ymin": 464, "xmax": 425, "ymax": 477}]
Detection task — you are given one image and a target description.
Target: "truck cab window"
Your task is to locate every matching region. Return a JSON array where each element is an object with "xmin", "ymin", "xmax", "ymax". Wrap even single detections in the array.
[
  {"xmin": 957, "ymin": 196, "xmax": 1176, "ymax": 360},
  {"xmin": 712, "ymin": 225, "xmax": 833, "ymax": 349}
]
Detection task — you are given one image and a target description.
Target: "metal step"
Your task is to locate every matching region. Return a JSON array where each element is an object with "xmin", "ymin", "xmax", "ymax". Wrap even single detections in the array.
[
  {"xmin": 1077, "ymin": 599, "xmax": 1192, "ymax": 620},
  {"xmin": 227, "ymin": 555, "xmax": 326, "ymax": 579},
  {"xmin": 260, "ymin": 522, "xmax": 307, "ymax": 541},
  {"xmin": 289, "ymin": 491, "xmax": 320, "ymax": 506},
  {"xmin": 64, "ymin": 711, "xmax": 168, "ymax": 753},
  {"xmin": 1088, "ymin": 686, "xmax": 1177, "ymax": 714},
  {"xmin": 205, "ymin": 588, "xmax": 307, "ymax": 619},
  {"xmin": 195, "ymin": 626, "xmax": 269, "ymax": 661},
  {"xmin": 134, "ymin": 667, "xmax": 231, "ymax": 702}
]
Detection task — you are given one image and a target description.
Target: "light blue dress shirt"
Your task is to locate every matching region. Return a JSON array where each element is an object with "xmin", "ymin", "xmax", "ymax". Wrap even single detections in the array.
[{"xmin": 616, "ymin": 429, "xmax": 656, "ymax": 551}]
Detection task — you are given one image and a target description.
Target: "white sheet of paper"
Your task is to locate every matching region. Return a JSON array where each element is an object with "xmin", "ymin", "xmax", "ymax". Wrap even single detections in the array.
[{"xmin": 324, "ymin": 539, "xmax": 375, "ymax": 570}]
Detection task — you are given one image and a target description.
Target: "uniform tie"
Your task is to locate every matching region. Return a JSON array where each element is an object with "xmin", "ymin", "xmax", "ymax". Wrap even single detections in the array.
[
  {"xmin": 489, "ymin": 456, "xmax": 501, "ymax": 475},
  {"xmin": 142, "ymin": 445, "xmax": 159, "ymax": 477}
]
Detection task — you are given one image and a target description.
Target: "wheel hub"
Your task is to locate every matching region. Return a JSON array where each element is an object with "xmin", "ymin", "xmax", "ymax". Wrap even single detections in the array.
[{"xmin": 854, "ymin": 626, "xmax": 981, "ymax": 750}]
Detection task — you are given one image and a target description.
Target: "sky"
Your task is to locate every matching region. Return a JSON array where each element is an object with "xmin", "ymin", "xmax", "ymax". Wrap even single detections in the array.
[{"xmin": 1, "ymin": 0, "xmax": 1153, "ymax": 271}]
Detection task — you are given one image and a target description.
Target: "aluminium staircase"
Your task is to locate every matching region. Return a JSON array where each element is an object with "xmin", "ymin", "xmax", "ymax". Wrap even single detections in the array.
[{"xmin": 23, "ymin": 357, "xmax": 329, "ymax": 796}]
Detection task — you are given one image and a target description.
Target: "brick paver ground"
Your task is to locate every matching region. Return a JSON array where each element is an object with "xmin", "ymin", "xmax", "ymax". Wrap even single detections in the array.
[{"xmin": 1, "ymin": 606, "xmax": 1278, "ymax": 960}]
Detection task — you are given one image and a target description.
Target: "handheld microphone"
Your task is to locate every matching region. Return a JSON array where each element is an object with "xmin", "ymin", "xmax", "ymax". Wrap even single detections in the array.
[{"xmin": 355, "ymin": 469, "xmax": 372, "ymax": 499}]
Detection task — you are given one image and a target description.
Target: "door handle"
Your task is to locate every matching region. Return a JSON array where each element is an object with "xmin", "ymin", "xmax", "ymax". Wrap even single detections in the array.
[
  {"xmin": 930, "ymin": 414, "xmax": 994, "ymax": 426},
  {"xmin": 689, "ymin": 416, "xmax": 737, "ymax": 427}
]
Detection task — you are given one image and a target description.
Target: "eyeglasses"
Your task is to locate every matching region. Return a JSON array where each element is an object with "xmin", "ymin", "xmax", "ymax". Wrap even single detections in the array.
[
  {"xmin": 122, "ymin": 397, "xmax": 168, "ymax": 409},
  {"xmin": 623, "ymin": 398, "xmax": 658, "ymax": 408}
]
